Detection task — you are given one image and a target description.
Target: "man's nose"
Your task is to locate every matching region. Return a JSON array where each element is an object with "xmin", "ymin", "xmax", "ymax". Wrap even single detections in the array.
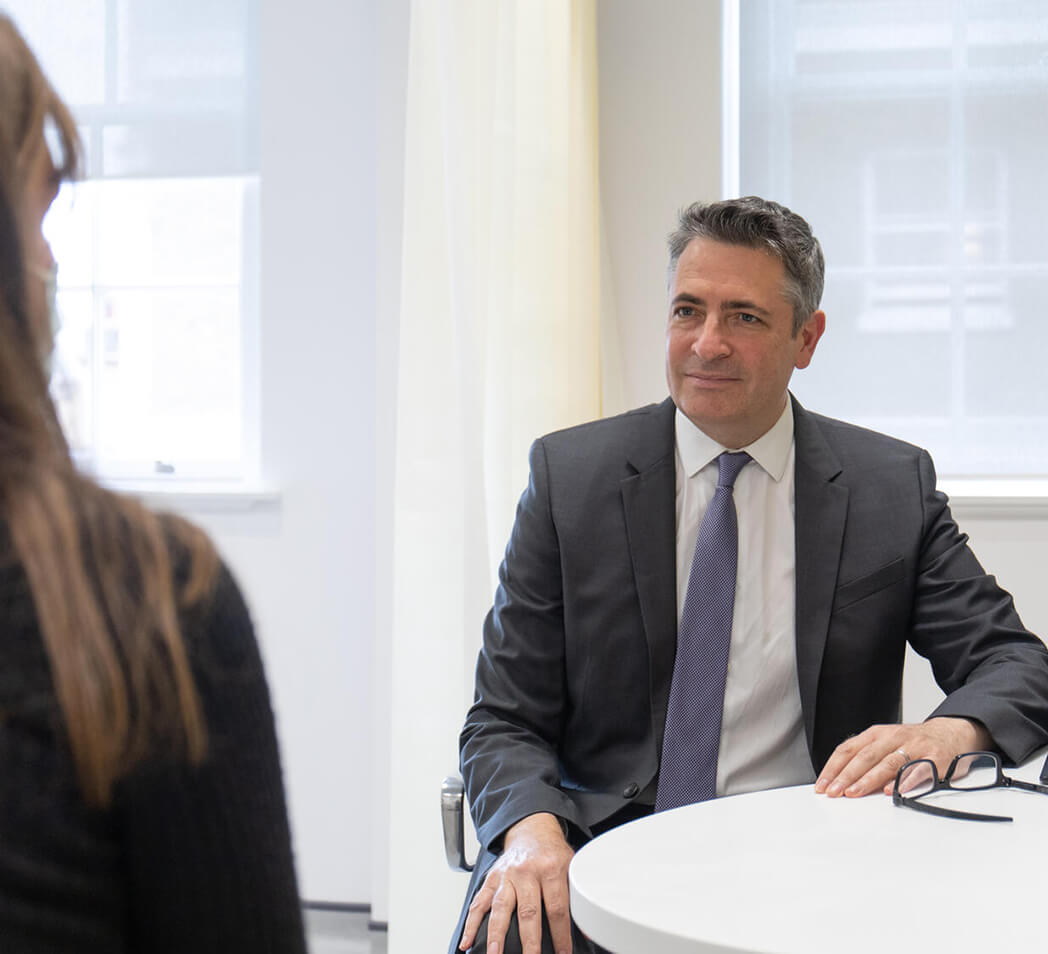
[{"xmin": 693, "ymin": 318, "xmax": 730, "ymax": 360}]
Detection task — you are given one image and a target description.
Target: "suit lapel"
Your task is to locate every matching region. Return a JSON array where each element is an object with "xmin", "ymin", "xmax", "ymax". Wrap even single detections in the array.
[
  {"xmin": 620, "ymin": 398, "xmax": 678, "ymax": 751},
  {"xmin": 792, "ymin": 396, "xmax": 848, "ymax": 753}
]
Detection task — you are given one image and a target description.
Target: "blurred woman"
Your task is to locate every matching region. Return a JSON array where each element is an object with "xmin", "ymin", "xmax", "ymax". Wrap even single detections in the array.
[{"xmin": 0, "ymin": 15, "xmax": 307, "ymax": 952}]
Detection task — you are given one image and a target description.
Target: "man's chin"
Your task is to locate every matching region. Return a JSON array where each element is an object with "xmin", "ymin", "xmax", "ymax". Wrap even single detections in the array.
[
  {"xmin": 678, "ymin": 387, "xmax": 737, "ymax": 414},
  {"xmin": 676, "ymin": 401, "xmax": 735, "ymax": 436}
]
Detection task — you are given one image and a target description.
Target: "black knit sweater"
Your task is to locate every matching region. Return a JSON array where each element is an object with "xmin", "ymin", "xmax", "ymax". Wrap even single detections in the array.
[{"xmin": 0, "ymin": 546, "xmax": 307, "ymax": 952}]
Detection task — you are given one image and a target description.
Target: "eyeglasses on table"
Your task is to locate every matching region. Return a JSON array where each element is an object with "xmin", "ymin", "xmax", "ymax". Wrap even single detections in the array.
[{"xmin": 892, "ymin": 750, "xmax": 1048, "ymax": 822}]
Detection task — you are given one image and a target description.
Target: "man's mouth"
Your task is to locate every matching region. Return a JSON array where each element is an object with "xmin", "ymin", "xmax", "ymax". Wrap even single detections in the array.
[{"xmin": 686, "ymin": 372, "xmax": 739, "ymax": 384}]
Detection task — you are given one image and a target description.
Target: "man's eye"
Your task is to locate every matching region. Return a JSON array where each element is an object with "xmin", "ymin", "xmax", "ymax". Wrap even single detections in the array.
[
  {"xmin": 674, "ymin": 306, "xmax": 695, "ymax": 319},
  {"xmin": 738, "ymin": 312, "xmax": 760, "ymax": 324}
]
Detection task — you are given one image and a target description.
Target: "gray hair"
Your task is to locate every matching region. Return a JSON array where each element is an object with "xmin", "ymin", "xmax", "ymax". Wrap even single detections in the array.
[{"xmin": 667, "ymin": 196, "xmax": 824, "ymax": 335}]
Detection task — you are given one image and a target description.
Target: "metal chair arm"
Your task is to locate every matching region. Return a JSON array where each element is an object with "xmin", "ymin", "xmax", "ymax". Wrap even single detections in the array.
[{"xmin": 441, "ymin": 774, "xmax": 475, "ymax": 872}]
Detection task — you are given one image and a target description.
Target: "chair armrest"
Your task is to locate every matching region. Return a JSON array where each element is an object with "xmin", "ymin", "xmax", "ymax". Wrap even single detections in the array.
[{"xmin": 441, "ymin": 774, "xmax": 475, "ymax": 872}]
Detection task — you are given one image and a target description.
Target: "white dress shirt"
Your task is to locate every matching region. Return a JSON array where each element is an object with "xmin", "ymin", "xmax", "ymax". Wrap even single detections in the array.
[{"xmin": 674, "ymin": 399, "xmax": 815, "ymax": 796}]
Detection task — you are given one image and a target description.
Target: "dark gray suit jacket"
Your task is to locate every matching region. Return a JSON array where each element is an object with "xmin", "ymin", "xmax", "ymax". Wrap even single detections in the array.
[{"xmin": 456, "ymin": 396, "xmax": 1048, "ymax": 917}]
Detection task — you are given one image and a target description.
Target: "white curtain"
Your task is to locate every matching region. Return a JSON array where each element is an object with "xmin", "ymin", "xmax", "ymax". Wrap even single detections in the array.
[{"xmin": 387, "ymin": 1, "xmax": 602, "ymax": 949}]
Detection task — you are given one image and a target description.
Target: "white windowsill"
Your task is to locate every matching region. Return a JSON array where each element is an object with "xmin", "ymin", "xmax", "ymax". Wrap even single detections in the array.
[
  {"xmin": 99, "ymin": 479, "xmax": 1048, "ymax": 519},
  {"xmin": 103, "ymin": 479, "xmax": 281, "ymax": 513},
  {"xmin": 938, "ymin": 480, "xmax": 1048, "ymax": 519}
]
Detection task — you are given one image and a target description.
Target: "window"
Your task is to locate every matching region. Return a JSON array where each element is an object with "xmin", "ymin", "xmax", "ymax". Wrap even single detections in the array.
[
  {"xmin": 10, "ymin": 0, "xmax": 258, "ymax": 481},
  {"xmin": 735, "ymin": 0, "xmax": 1048, "ymax": 476}
]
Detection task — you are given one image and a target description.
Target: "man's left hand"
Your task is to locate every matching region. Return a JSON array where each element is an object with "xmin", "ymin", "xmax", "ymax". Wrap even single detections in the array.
[{"xmin": 814, "ymin": 716, "xmax": 993, "ymax": 798}]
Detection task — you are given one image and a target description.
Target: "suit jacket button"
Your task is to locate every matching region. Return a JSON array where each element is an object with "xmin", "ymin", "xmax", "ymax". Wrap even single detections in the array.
[{"xmin": 622, "ymin": 782, "xmax": 639, "ymax": 799}]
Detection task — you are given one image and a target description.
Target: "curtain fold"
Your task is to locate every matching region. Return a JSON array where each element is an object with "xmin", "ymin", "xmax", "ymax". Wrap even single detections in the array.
[{"xmin": 387, "ymin": 1, "xmax": 602, "ymax": 949}]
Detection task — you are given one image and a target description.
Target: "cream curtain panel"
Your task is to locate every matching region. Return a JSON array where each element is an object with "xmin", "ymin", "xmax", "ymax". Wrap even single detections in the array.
[{"xmin": 387, "ymin": 1, "xmax": 602, "ymax": 950}]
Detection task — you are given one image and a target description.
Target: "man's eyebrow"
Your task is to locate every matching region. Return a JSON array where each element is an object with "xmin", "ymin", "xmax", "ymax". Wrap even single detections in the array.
[
  {"xmin": 722, "ymin": 299, "xmax": 771, "ymax": 316},
  {"xmin": 670, "ymin": 293, "xmax": 773, "ymax": 316}
]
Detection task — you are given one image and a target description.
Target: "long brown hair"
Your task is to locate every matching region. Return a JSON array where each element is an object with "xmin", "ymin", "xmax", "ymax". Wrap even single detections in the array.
[{"xmin": 0, "ymin": 14, "xmax": 218, "ymax": 806}]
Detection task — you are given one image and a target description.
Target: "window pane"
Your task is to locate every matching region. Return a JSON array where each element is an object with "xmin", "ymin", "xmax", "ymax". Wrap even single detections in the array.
[
  {"xmin": 95, "ymin": 288, "xmax": 242, "ymax": 474},
  {"xmin": 45, "ymin": 184, "xmax": 96, "ymax": 289},
  {"xmin": 116, "ymin": 0, "xmax": 253, "ymax": 108},
  {"xmin": 8, "ymin": 3, "xmax": 258, "ymax": 483},
  {"xmin": 739, "ymin": 0, "xmax": 1048, "ymax": 476},
  {"xmin": 52, "ymin": 290, "xmax": 96, "ymax": 456},
  {"xmin": 102, "ymin": 119, "xmax": 253, "ymax": 177},
  {"xmin": 93, "ymin": 179, "xmax": 244, "ymax": 287},
  {"xmin": 5, "ymin": 0, "xmax": 108, "ymax": 106},
  {"xmin": 7, "ymin": 0, "xmax": 257, "ymax": 177},
  {"xmin": 46, "ymin": 177, "xmax": 255, "ymax": 478}
]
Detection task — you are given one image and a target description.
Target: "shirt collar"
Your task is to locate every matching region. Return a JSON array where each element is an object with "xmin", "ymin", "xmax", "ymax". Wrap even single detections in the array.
[{"xmin": 675, "ymin": 397, "xmax": 794, "ymax": 482}]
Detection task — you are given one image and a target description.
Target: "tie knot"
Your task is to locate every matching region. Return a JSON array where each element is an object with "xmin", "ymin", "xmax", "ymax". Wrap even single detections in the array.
[{"xmin": 716, "ymin": 451, "xmax": 751, "ymax": 489}]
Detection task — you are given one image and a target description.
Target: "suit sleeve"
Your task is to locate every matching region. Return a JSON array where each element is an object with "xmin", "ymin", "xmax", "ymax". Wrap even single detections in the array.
[
  {"xmin": 460, "ymin": 438, "xmax": 584, "ymax": 852},
  {"xmin": 908, "ymin": 450, "xmax": 1048, "ymax": 763}
]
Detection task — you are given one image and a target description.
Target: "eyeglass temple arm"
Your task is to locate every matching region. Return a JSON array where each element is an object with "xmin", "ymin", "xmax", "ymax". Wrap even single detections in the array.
[
  {"xmin": 1004, "ymin": 777, "xmax": 1048, "ymax": 796},
  {"xmin": 900, "ymin": 797, "xmax": 1012, "ymax": 823}
]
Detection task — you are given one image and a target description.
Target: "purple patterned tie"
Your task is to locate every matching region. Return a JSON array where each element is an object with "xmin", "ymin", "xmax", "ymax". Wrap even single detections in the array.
[{"xmin": 656, "ymin": 451, "xmax": 751, "ymax": 812}]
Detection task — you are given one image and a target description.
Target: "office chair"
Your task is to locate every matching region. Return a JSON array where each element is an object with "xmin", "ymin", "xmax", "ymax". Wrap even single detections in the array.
[{"xmin": 441, "ymin": 775, "xmax": 475, "ymax": 872}]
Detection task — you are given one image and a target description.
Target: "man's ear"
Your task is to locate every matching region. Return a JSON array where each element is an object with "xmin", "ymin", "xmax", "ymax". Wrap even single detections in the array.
[{"xmin": 794, "ymin": 310, "xmax": 825, "ymax": 370}]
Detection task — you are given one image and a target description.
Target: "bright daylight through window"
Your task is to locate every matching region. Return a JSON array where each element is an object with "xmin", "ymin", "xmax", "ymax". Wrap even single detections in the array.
[
  {"xmin": 9, "ymin": 0, "xmax": 258, "ymax": 482},
  {"xmin": 737, "ymin": 0, "xmax": 1048, "ymax": 476}
]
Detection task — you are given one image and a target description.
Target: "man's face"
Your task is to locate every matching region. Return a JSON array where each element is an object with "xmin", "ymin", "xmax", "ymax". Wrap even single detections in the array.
[{"xmin": 665, "ymin": 237, "xmax": 824, "ymax": 448}]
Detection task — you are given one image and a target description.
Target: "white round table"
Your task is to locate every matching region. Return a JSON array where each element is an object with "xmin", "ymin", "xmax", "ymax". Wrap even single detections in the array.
[{"xmin": 569, "ymin": 753, "xmax": 1048, "ymax": 953}]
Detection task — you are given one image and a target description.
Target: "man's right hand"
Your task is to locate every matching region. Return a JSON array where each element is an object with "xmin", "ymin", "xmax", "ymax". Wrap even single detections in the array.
[{"xmin": 458, "ymin": 811, "xmax": 575, "ymax": 954}]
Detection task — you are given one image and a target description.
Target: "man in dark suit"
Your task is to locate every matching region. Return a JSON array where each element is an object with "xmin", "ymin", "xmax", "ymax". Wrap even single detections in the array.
[{"xmin": 452, "ymin": 197, "xmax": 1048, "ymax": 954}]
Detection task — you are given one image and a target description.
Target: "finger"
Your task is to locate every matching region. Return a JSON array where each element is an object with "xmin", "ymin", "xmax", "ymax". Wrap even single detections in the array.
[
  {"xmin": 514, "ymin": 880, "xmax": 544, "ymax": 954},
  {"xmin": 486, "ymin": 880, "xmax": 519, "ymax": 954},
  {"xmin": 824, "ymin": 739, "xmax": 902, "ymax": 797},
  {"xmin": 882, "ymin": 759, "xmax": 922, "ymax": 797},
  {"xmin": 540, "ymin": 873, "xmax": 574, "ymax": 954},
  {"xmin": 841, "ymin": 746, "xmax": 913, "ymax": 798},
  {"xmin": 815, "ymin": 728, "xmax": 877, "ymax": 794},
  {"xmin": 460, "ymin": 881, "xmax": 498, "ymax": 950}
]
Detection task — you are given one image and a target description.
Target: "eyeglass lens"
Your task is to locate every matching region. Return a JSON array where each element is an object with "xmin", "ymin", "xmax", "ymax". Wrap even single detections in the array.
[
  {"xmin": 948, "ymin": 753, "xmax": 1000, "ymax": 790},
  {"xmin": 897, "ymin": 752, "xmax": 1000, "ymax": 797},
  {"xmin": 897, "ymin": 759, "xmax": 937, "ymax": 796}
]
